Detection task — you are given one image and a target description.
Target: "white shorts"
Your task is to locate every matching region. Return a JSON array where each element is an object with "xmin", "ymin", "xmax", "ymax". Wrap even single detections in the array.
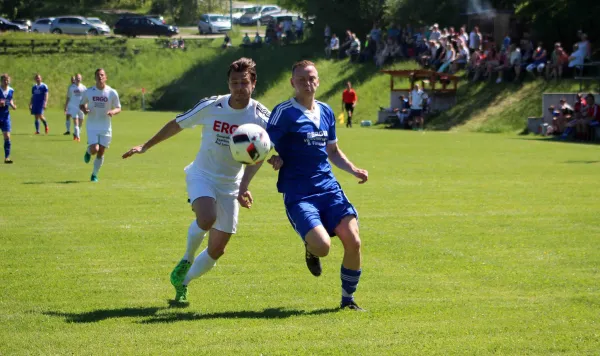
[
  {"xmin": 185, "ymin": 168, "xmax": 239, "ymax": 234},
  {"xmin": 87, "ymin": 130, "xmax": 112, "ymax": 147},
  {"xmin": 67, "ymin": 106, "xmax": 85, "ymax": 119}
]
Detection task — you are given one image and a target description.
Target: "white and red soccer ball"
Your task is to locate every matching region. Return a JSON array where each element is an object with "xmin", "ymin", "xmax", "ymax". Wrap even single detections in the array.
[{"xmin": 229, "ymin": 123, "xmax": 271, "ymax": 165}]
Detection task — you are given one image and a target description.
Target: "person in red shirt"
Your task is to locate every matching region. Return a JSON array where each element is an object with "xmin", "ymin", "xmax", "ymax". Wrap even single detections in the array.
[{"xmin": 341, "ymin": 81, "xmax": 358, "ymax": 128}]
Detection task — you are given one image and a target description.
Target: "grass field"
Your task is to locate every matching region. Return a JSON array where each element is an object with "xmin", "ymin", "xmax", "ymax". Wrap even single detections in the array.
[{"xmin": 1, "ymin": 109, "xmax": 599, "ymax": 354}]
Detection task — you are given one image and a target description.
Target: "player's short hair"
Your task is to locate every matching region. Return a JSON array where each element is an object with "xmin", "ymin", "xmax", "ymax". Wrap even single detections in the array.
[
  {"xmin": 291, "ymin": 60, "xmax": 316, "ymax": 75},
  {"xmin": 95, "ymin": 68, "xmax": 105, "ymax": 77},
  {"xmin": 227, "ymin": 58, "xmax": 257, "ymax": 82},
  {"xmin": 34, "ymin": 73, "xmax": 41, "ymax": 78},
  {"xmin": 0, "ymin": 73, "xmax": 8, "ymax": 81}
]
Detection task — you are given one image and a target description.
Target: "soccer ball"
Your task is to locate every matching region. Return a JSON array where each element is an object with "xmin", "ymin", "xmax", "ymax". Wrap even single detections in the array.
[{"xmin": 229, "ymin": 123, "xmax": 271, "ymax": 165}]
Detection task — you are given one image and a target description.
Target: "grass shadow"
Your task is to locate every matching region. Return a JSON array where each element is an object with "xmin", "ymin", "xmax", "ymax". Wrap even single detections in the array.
[
  {"xmin": 43, "ymin": 306, "xmax": 340, "ymax": 324},
  {"xmin": 149, "ymin": 42, "xmax": 321, "ymax": 111},
  {"xmin": 512, "ymin": 136, "xmax": 600, "ymax": 146},
  {"xmin": 138, "ymin": 307, "xmax": 341, "ymax": 324},
  {"xmin": 43, "ymin": 307, "xmax": 166, "ymax": 323},
  {"xmin": 23, "ymin": 180, "xmax": 84, "ymax": 185}
]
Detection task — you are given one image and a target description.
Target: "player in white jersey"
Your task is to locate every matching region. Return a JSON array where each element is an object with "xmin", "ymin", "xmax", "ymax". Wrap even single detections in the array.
[
  {"xmin": 64, "ymin": 74, "xmax": 87, "ymax": 141},
  {"xmin": 122, "ymin": 58, "xmax": 270, "ymax": 304},
  {"xmin": 80, "ymin": 68, "xmax": 121, "ymax": 182}
]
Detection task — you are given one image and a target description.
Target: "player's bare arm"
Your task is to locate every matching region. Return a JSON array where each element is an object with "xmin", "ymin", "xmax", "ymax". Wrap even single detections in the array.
[
  {"xmin": 107, "ymin": 107, "xmax": 121, "ymax": 117},
  {"xmin": 79, "ymin": 103, "xmax": 89, "ymax": 114},
  {"xmin": 122, "ymin": 119, "xmax": 182, "ymax": 159},
  {"xmin": 238, "ymin": 162, "xmax": 264, "ymax": 209},
  {"xmin": 44, "ymin": 92, "xmax": 48, "ymax": 109},
  {"xmin": 10, "ymin": 99, "xmax": 16, "ymax": 110},
  {"xmin": 326, "ymin": 142, "xmax": 368, "ymax": 184}
]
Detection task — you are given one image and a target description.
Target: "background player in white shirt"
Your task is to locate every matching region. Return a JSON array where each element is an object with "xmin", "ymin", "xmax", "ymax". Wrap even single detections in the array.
[
  {"xmin": 64, "ymin": 74, "xmax": 87, "ymax": 141},
  {"xmin": 80, "ymin": 68, "xmax": 121, "ymax": 182},
  {"xmin": 409, "ymin": 83, "xmax": 428, "ymax": 131},
  {"xmin": 122, "ymin": 58, "xmax": 270, "ymax": 304}
]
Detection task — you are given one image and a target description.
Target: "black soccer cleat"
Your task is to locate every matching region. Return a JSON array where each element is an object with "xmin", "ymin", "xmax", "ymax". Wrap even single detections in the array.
[
  {"xmin": 63, "ymin": 131, "xmax": 70, "ymax": 135},
  {"xmin": 340, "ymin": 300, "xmax": 366, "ymax": 311},
  {"xmin": 304, "ymin": 243, "xmax": 322, "ymax": 277}
]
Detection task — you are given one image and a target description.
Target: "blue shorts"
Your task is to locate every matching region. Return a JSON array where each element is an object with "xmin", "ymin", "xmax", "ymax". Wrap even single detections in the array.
[
  {"xmin": 589, "ymin": 120, "xmax": 600, "ymax": 127},
  {"xmin": 31, "ymin": 106, "xmax": 44, "ymax": 115},
  {"xmin": 0, "ymin": 118, "xmax": 10, "ymax": 133},
  {"xmin": 284, "ymin": 188, "xmax": 358, "ymax": 240}
]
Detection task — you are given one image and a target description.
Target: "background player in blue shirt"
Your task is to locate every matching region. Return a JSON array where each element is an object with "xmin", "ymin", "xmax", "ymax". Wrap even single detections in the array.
[
  {"xmin": 30, "ymin": 73, "xmax": 49, "ymax": 135},
  {"xmin": 267, "ymin": 60, "xmax": 369, "ymax": 311},
  {"xmin": 0, "ymin": 73, "xmax": 17, "ymax": 163}
]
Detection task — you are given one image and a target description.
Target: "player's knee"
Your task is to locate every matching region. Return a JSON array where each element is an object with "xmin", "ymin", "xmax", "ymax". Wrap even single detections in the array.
[
  {"xmin": 195, "ymin": 216, "xmax": 216, "ymax": 231},
  {"xmin": 345, "ymin": 235, "xmax": 361, "ymax": 253},
  {"xmin": 207, "ymin": 244, "xmax": 226, "ymax": 259},
  {"xmin": 311, "ymin": 239, "xmax": 331, "ymax": 257}
]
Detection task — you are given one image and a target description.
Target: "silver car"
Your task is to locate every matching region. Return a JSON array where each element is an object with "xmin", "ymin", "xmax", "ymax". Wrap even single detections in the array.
[
  {"xmin": 198, "ymin": 14, "xmax": 231, "ymax": 34},
  {"xmin": 32, "ymin": 18, "xmax": 55, "ymax": 33},
  {"xmin": 86, "ymin": 17, "xmax": 111, "ymax": 34},
  {"xmin": 49, "ymin": 16, "xmax": 109, "ymax": 35}
]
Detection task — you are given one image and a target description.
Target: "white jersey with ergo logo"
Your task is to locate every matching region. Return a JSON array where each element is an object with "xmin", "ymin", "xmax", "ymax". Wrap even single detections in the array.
[
  {"xmin": 81, "ymin": 85, "xmax": 121, "ymax": 135},
  {"xmin": 175, "ymin": 94, "xmax": 270, "ymax": 183}
]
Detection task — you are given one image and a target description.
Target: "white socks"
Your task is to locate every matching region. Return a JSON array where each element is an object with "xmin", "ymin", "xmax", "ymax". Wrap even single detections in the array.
[
  {"xmin": 74, "ymin": 126, "xmax": 80, "ymax": 138},
  {"xmin": 183, "ymin": 221, "xmax": 206, "ymax": 262},
  {"xmin": 66, "ymin": 120, "xmax": 71, "ymax": 132},
  {"xmin": 92, "ymin": 156, "xmax": 104, "ymax": 175},
  {"xmin": 183, "ymin": 248, "xmax": 216, "ymax": 285}
]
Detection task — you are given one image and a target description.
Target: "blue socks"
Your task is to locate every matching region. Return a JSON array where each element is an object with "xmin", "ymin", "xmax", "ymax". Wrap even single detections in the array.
[
  {"xmin": 341, "ymin": 265, "xmax": 361, "ymax": 304},
  {"xmin": 4, "ymin": 139, "xmax": 10, "ymax": 159},
  {"xmin": 34, "ymin": 119, "xmax": 40, "ymax": 133}
]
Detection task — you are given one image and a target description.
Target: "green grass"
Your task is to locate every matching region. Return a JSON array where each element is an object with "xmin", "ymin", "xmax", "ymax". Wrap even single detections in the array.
[{"xmin": 1, "ymin": 109, "xmax": 599, "ymax": 354}]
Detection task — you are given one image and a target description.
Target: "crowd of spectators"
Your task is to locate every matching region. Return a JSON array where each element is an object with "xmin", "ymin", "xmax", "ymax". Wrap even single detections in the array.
[
  {"xmin": 548, "ymin": 93, "xmax": 600, "ymax": 141},
  {"xmin": 323, "ymin": 22, "xmax": 594, "ymax": 85}
]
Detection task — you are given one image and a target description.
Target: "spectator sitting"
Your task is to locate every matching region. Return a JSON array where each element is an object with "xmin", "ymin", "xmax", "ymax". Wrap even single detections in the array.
[
  {"xmin": 452, "ymin": 41, "xmax": 470, "ymax": 73},
  {"xmin": 551, "ymin": 98, "xmax": 574, "ymax": 134},
  {"xmin": 241, "ymin": 33, "xmax": 251, "ymax": 47},
  {"xmin": 178, "ymin": 37, "xmax": 185, "ymax": 49},
  {"xmin": 576, "ymin": 32, "xmax": 592, "ymax": 60},
  {"xmin": 429, "ymin": 24, "xmax": 441, "ymax": 41},
  {"xmin": 169, "ymin": 38, "xmax": 178, "ymax": 49},
  {"xmin": 393, "ymin": 95, "xmax": 411, "ymax": 128},
  {"xmin": 339, "ymin": 30, "xmax": 353, "ymax": 58},
  {"xmin": 585, "ymin": 94, "xmax": 600, "ymax": 140},
  {"xmin": 502, "ymin": 33, "xmax": 511, "ymax": 51},
  {"xmin": 438, "ymin": 41, "xmax": 456, "ymax": 73},
  {"xmin": 526, "ymin": 42, "xmax": 548, "ymax": 75},
  {"xmin": 568, "ymin": 43, "xmax": 586, "ymax": 74},
  {"xmin": 471, "ymin": 49, "xmax": 487, "ymax": 81},
  {"xmin": 325, "ymin": 33, "xmax": 339, "ymax": 59},
  {"xmin": 346, "ymin": 33, "xmax": 361, "ymax": 61},
  {"xmin": 546, "ymin": 42, "xmax": 569, "ymax": 80},
  {"xmin": 496, "ymin": 44, "xmax": 522, "ymax": 83},
  {"xmin": 432, "ymin": 39, "xmax": 447, "ymax": 69},
  {"xmin": 561, "ymin": 93, "xmax": 587, "ymax": 139},
  {"xmin": 387, "ymin": 23, "xmax": 401, "ymax": 43},
  {"xmin": 222, "ymin": 33, "xmax": 232, "ymax": 48},
  {"xmin": 252, "ymin": 32, "xmax": 263, "ymax": 48}
]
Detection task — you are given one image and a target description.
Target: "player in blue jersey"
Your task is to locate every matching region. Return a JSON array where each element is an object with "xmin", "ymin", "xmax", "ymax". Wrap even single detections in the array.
[
  {"xmin": 30, "ymin": 74, "xmax": 49, "ymax": 135},
  {"xmin": 266, "ymin": 60, "xmax": 369, "ymax": 311},
  {"xmin": 0, "ymin": 73, "xmax": 17, "ymax": 163}
]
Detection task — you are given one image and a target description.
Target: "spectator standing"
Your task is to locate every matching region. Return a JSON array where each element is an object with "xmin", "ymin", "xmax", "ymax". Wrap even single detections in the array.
[
  {"xmin": 409, "ymin": 83, "xmax": 428, "ymax": 131},
  {"xmin": 295, "ymin": 17, "xmax": 304, "ymax": 41},
  {"xmin": 469, "ymin": 26, "xmax": 481, "ymax": 52},
  {"xmin": 325, "ymin": 33, "xmax": 339, "ymax": 59},
  {"xmin": 342, "ymin": 81, "xmax": 358, "ymax": 128}
]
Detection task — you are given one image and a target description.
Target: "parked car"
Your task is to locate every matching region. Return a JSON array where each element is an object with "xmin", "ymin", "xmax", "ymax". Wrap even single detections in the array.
[
  {"xmin": 86, "ymin": 17, "xmax": 111, "ymax": 34},
  {"xmin": 238, "ymin": 5, "xmax": 281, "ymax": 26},
  {"xmin": 198, "ymin": 14, "xmax": 231, "ymax": 34},
  {"xmin": 32, "ymin": 18, "xmax": 55, "ymax": 33},
  {"xmin": 0, "ymin": 17, "xmax": 28, "ymax": 32},
  {"xmin": 260, "ymin": 12, "xmax": 301, "ymax": 26},
  {"xmin": 49, "ymin": 16, "xmax": 110, "ymax": 35},
  {"xmin": 147, "ymin": 14, "xmax": 165, "ymax": 24},
  {"xmin": 231, "ymin": 5, "xmax": 255, "ymax": 24},
  {"xmin": 11, "ymin": 19, "xmax": 32, "ymax": 31},
  {"xmin": 113, "ymin": 16, "xmax": 178, "ymax": 37}
]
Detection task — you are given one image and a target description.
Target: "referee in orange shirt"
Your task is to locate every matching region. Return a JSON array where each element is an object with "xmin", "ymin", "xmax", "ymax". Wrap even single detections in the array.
[{"xmin": 342, "ymin": 81, "xmax": 357, "ymax": 128}]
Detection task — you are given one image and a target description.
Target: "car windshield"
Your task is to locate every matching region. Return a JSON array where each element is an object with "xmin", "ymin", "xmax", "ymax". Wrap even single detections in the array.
[
  {"xmin": 210, "ymin": 16, "xmax": 227, "ymax": 22},
  {"xmin": 245, "ymin": 7, "xmax": 260, "ymax": 14},
  {"xmin": 0, "ymin": 17, "xmax": 12, "ymax": 23},
  {"xmin": 148, "ymin": 17, "xmax": 164, "ymax": 25}
]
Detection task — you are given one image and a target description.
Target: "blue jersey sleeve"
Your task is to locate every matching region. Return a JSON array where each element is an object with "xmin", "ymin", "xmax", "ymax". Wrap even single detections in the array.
[
  {"xmin": 322, "ymin": 103, "xmax": 337, "ymax": 144},
  {"xmin": 267, "ymin": 103, "xmax": 289, "ymax": 150}
]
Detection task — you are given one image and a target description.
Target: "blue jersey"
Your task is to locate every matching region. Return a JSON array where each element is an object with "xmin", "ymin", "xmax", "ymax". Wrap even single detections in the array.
[
  {"xmin": 31, "ymin": 83, "xmax": 48, "ymax": 108},
  {"xmin": 267, "ymin": 98, "xmax": 339, "ymax": 199},
  {"xmin": 0, "ymin": 86, "xmax": 14, "ymax": 120}
]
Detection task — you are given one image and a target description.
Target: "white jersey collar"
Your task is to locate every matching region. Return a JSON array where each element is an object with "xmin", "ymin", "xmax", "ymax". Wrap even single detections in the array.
[{"xmin": 291, "ymin": 98, "xmax": 321, "ymax": 127}]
